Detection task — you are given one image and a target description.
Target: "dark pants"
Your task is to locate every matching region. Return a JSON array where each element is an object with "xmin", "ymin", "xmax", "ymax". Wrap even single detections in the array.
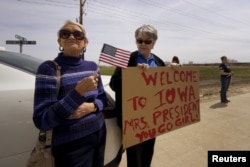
[
  {"xmin": 126, "ymin": 138, "xmax": 156, "ymax": 167},
  {"xmin": 52, "ymin": 124, "xmax": 106, "ymax": 167},
  {"xmin": 220, "ymin": 77, "xmax": 231, "ymax": 102}
]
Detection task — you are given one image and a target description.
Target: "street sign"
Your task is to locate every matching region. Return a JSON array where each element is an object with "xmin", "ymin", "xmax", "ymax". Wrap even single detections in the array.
[
  {"xmin": 15, "ymin": 34, "xmax": 27, "ymax": 41},
  {"xmin": 6, "ymin": 40, "xmax": 20, "ymax": 44},
  {"xmin": 6, "ymin": 40, "xmax": 36, "ymax": 45},
  {"xmin": 23, "ymin": 41, "xmax": 36, "ymax": 44},
  {"xmin": 6, "ymin": 36, "xmax": 36, "ymax": 53}
]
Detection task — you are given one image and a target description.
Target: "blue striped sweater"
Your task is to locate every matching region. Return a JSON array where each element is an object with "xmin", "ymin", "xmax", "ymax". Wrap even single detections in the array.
[{"xmin": 33, "ymin": 53, "xmax": 107, "ymax": 146}]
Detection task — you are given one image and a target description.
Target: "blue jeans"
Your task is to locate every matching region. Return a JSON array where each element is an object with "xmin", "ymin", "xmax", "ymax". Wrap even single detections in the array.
[
  {"xmin": 52, "ymin": 124, "xmax": 106, "ymax": 167},
  {"xmin": 220, "ymin": 77, "xmax": 231, "ymax": 102}
]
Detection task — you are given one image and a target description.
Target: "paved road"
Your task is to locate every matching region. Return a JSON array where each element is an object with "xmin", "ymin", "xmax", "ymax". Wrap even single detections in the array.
[{"xmin": 120, "ymin": 93, "xmax": 250, "ymax": 167}]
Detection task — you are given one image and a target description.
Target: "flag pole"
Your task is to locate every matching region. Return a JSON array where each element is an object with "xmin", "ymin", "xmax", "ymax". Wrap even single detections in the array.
[{"xmin": 94, "ymin": 61, "xmax": 100, "ymax": 77}]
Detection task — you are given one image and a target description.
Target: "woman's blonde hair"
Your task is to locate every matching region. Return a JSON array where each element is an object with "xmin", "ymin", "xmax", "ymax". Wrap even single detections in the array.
[{"xmin": 57, "ymin": 20, "xmax": 88, "ymax": 40}]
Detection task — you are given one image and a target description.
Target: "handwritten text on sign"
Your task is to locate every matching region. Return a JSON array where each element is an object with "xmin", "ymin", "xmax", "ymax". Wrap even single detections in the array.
[{"xmin": 122, "ymin": 67, "xmax": 200, "ymax": 148}]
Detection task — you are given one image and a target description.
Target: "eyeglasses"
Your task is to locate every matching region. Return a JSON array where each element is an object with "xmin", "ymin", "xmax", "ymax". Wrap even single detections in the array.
[
  {"xmin": 59, "ymin": 29, "xmax": 85, "ymax": 40},
  {"xmin": 136, "ymin": 39, "xmax": 153, "ymax": 45}
]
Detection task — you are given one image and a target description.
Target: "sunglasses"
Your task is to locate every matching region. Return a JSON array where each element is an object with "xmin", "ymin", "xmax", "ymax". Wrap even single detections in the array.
[
  {"xmin": 59, "ymin": 29, "xmax": 85, "ymax": 40},
  {"xmin": 136, "ymin": 39, "xmax": 153, "ymax": 45}
]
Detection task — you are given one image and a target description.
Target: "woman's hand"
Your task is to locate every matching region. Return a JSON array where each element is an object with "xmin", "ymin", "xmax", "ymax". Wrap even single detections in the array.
[
  {"xmin": 75, "ymin": 74, "xmax": 98, "ymax": 95},
  {"xmin": 137, "ymin": 63, "xmax": 149, "ymax": 70},
  {"xmin": 68, "ymin": 102, "xmax": 96, "ymax": 119},
  {"xmin": 168, "ymin": 63, "xmax": 181, "ymax": 70}
]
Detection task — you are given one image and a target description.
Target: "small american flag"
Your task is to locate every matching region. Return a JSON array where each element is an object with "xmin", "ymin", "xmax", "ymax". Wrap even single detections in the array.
[{"xmin": 99, "ymin": 43, "xmax": 131, "ymax": 69}]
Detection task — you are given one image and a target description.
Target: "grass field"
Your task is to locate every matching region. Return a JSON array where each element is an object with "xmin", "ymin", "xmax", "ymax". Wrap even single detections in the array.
[
  {"xmin": 99, "ymin": 66, "xmax": 115, "ymax": 76},
  {"xmin": 99, "ymin": 65, "xmax": 250, "ymax": 102},
  {"xmin": 99, "ymin": 65, "xmax": 250, "ymax": 83},
  {"xmin": 199, "ymin": 66, "xmax": 250, "ymax": 81}
]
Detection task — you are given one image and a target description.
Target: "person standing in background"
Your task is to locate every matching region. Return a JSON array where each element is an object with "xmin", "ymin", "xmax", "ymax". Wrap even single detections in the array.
[
  {"xmin": 219, "ymin": 56, "xmax": 232, "ymax": 103},
  {"xmin": 109, "ymin": 24, "xmax": 166, "ymax": 167},
  {"xmin": 168, "ymin": 56, "xmax": 181, "ymax": 67}
]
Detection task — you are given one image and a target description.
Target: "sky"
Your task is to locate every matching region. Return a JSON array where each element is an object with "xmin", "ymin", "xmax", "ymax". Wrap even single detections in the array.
[{"xmin": 1, "ymin": 0, "xmax": 250, "ymax": 64}]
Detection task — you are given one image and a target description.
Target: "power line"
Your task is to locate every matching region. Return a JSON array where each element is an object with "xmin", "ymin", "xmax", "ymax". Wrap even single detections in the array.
[
  {"xmin": 16, "ymin": 0, "xmax": 250, "ymax": 43},
  {"xmin": 86, "ymin": 0, "xmax": 217, "ymax": 35},
  {"xmin": 17, "ymin": 0, "xmax": 85, "ymax": 24},
  {"xmin": 138, "ymin": 0, "xmax": 216, "ymax": 25},
  {"xmin": 85, "ymin": 0, "xmax": 250, "ymax": 43},
  {"xmin": 17, "ymin": 0, "xmax": 77, "ymax": 8},
  {"xmin": 182, "ymin": 0, "xmax": 250, "ymax": 27},
  {"xmin": 44, "ymin": 0, "xmax": 78, "ymax": 6}
]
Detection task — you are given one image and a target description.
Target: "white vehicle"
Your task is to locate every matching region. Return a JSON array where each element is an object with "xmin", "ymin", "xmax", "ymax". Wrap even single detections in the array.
[{"xmin": 0, "ymin": 50, "xmax": 122, "ymax": 167}]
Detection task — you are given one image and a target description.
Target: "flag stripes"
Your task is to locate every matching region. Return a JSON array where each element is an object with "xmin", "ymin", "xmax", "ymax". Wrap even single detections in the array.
[{"xmin": 99, "ymin": 43, "xmax": 130, "ymax": 68}]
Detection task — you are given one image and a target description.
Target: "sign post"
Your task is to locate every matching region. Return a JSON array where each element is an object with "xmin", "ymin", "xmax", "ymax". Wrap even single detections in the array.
[
  {"xmin": 6, "ymin": 34, "xmax": 36, "ymax": 53},
  {"xmin": 15, "ymin": 34, "xmax": 27, "ymax": 41}
]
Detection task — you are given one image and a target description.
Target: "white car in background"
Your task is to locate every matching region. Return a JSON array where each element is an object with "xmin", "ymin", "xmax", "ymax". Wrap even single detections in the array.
[{"xmin": 0, "ymin": 50, "xmax": 122, "ymax": 167}]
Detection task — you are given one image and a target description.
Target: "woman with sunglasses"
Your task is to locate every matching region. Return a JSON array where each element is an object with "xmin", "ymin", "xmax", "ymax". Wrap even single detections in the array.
[
  {"xmin": 33, "ymin": 20, "xmax": 107, "ymax": 167},
  {"xmin": 109, "ymin": 25, "xmax": 166, "ymax": 167}
]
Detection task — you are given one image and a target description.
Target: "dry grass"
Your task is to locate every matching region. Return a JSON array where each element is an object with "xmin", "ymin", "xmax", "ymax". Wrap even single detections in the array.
[{"xmin": 100, "ymin": 65, "xmax": 250, "ymax": 103}]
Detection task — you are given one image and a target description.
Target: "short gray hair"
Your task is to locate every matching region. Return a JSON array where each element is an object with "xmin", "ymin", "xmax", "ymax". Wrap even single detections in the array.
[
  {"xmin": 135, "ymin": 25, "xmax": 158, "ymax": 40},
  {"xmin": 57, "ymin": 20, "xmax": 88, "ymax": 40}
]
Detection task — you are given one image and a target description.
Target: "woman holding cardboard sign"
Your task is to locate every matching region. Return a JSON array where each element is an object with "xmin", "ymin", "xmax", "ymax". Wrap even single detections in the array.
[{"xmin": 109, "ymin": 25, "xmax": 166, "ymax": 167}]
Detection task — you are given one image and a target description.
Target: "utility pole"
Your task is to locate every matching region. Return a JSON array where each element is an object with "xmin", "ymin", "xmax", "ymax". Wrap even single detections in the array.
[
  {"xmin": 79, "ymin": 0, "xmax": 86, "ymax": 25},
  {"xmin": 78, "ymin": 0, "xmax": 87, "ymax": 60}
]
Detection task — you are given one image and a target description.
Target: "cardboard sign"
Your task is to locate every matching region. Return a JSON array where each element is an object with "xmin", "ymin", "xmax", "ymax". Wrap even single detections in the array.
[{"xmin": 122, "ymin": 67, "xmax": 200, "ymax": 148}]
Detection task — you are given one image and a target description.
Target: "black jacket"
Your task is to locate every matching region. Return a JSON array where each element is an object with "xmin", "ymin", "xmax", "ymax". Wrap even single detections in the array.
[{"xmin": 109, "ymin": 51, "xmax": 166, "ymax": 128}]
